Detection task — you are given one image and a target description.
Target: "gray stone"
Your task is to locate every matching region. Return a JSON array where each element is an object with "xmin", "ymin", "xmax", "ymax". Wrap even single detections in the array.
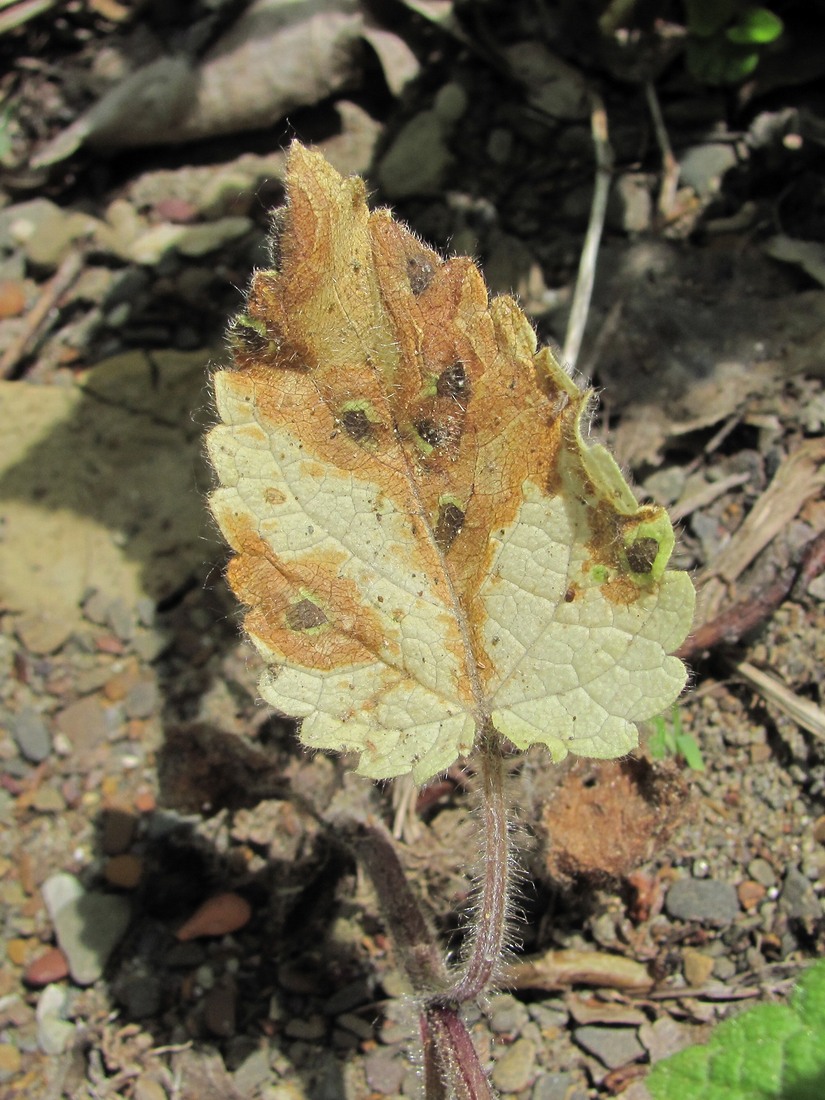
[
  {"xmin": 377, "ymin": 112, "xmax": 453, "ymax": 199},
  {"xmin": 232, "ymin": 1046, "xmax": 272, "ymax": 1095},
  {"xmin": 125, "ymin": 679, "xmax": 159, "ymax": 720},
  {"xmin": 491, "ymin": 1037, "xmax": 538, "ymax": 1094},
  {"xmin": 47, "ymin": 877, "xmax": 132, "ymax": 985},
  {"xmin": 780, "ymin": 867, "xmax": 822, "ymax": 921},
  {"xmin": 364, "ymin": 1047, "xmax": 406, "ymax": 1094},
  {"xmin": 573, "ymin": 1025, "xmax": 645, "ymax": 1070},
  {"xmin": 679, "ymin": 143, "xmax": 738, "ymax": 198},
  {"xmin": 36, "ymin": 984, "xmax": 75, "ymax": 1055},
  {"xmin": 748, "ymin": 857, "xmax": 778, "ymax": 888},
  {"xmin": 489, "ymin": 993, "xmax": 530, "ymax": 1034},
  {"xmin": 12, "ymin": 708, "xmax": 52, "ymax": 763},
  {"xmin": 531, "ymin": 1072, "xmax": 576, "ymax": 1100},
  {"xmin": 665, "ymin": 877, "xmax": 739, "ymax": 924}
]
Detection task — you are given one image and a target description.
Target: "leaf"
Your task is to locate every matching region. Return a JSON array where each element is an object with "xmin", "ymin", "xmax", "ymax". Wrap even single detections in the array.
[
  {"xmin": 726, "ymin": 7, "xmax": 784, "ymax": 45},
  {"xmin": 206, "ymin": 144, "xmax": 694, "ymax": 783},
  {"xmin": 647, "ymin": 959, "xmax": 825, "ymax": 1100}
]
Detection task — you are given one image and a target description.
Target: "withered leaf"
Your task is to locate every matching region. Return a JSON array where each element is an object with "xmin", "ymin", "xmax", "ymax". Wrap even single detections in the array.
[{"xmin": 207, "ymin": 144, "xmax": 694, "ymax": 783}]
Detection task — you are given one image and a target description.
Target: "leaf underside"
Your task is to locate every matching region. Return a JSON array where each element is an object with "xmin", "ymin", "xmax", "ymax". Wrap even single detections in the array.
[{"xmin": 207, "ymin": 143, "xmax": 695, "ymax": 783}]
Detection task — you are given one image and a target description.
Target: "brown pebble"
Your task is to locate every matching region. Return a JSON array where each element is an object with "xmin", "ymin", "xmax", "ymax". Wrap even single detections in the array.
[
  {"xmin": 6, "ymin": 938, "xmax": 33, "ymax": 966},
  {"xmin": 101, "ymin": 808, "xmax": 138, "ymax": 855},
  {"xmin": 0, "ymin": 279, "xmax": 27, "ymax": 319},
  {"xmin": 24, "ymin": 946, "xmax": 70, "ymax": 986},
  {"xmin": 104, "ymin": 854, "xmax": 144, "ymax": 889},
  {"xmin": 176, "ymin": 892, "xmax": 252, "ymax": 941},
  {"xmin": 0, "ymin": 1043, "xmax": 22, "ymax": 1076},
  {"xmin": 682, "ymin": 947, "xmax": 715, "ymax": 987},
  {"xmin": 134, "ymin": 789, "xmax": 157, "ymax": 814},
  {"xmin": 737, "ymin": 880, "xmax": 766, "ymax": 911},
  {"xmin": 813, "ymin": 815, "xmax": 825, "ymax": 845},
  {"xmin": 202, "ymin": 981, "xmax": 237, "ymax": 1037}
]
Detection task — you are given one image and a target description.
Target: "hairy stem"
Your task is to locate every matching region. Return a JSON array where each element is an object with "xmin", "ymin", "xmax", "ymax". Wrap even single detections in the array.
[
  {"xmin": 439, "ymin": 731, "xmax": 511, "ymax": 1006},
  {"xmin": 422, "ymin": 1004, "xmax": 496, "ymax": 1100}
]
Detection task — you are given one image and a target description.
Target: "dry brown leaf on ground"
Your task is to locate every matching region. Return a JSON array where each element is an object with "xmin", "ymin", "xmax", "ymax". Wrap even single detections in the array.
[{"xmin": 32, "ymin": 0, "xmax": 367, "ymax": 165}]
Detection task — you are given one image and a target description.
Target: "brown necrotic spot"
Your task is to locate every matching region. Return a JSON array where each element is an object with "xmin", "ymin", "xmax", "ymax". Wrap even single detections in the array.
[
  {"xmin": 625, "ymin": 537, "xmax": 659, "ymax": 575},
  {"xmin": 407, "ymin": 254, "xmax": 435, "ymax": 295},
  {"xmin": 415, "ymin": 418, "xmax": 444, "ymax": 447},
  {"xmin": 340, "ymin": 407, "xmax": 373, "ymax": 442},
  {"xmin": 285, "ymin": 598, "xmax": 329, "ymax": 632},
  {"xmin": 230, "ymin": 315, "xmax": 269, "ymax": 354},
  {"xmin": 436, "ymin": 361, "xmax": 470, "ymax": 401},
  {"xmin": 434, "ymin": 501, "xmax": 465, "ymax": 553}
]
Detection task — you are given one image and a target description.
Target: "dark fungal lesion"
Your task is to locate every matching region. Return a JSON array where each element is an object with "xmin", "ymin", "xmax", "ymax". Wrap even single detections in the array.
[
  {"xmin": 434, "ymin": 501, "xmax": 465, "ymax": 553},
  {"xmin": 625, "ymin": 537, "xmax": 659, "ymax": 575},
  {"xmin": 285, "ymin": 598, "xmax": 329, "ymax": 632},
  {"xmin": 229, "ymin": 314, "xmax": 270, "ymax": 355},
  {"xmin": 436, "ymin": 361, "xmax": 471, "ymax": 402},
  {"xmin": 415, "ymin": 418, "xmax": 444, "ymax": 448},
  {"xmin": 407, "ymin": 253, "xmax": 435, "ymax": 296},
  {"xmin": 340, "ymin": 407, "xmax": 373, "ymax": 442}
]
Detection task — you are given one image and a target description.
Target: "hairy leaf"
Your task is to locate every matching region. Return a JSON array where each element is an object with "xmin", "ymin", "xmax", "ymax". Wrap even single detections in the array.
[
  {"xmin": 647, "ymin": 959, "xmax": 825, "ymax": 1099},
  {"xmin": 207, "ymin": 144, "xmax": 694, "ymax": 782}
]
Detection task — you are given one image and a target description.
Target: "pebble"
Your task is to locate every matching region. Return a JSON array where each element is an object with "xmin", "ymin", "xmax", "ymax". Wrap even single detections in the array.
[
  {"xmin": 573, "ymin": 1025, "xmax": 645, "ymax": 1070},
  {"xmin": 0, "ymin": 1043, "xmax": 22, "ymax": 1078},
  {"xmin": 176, "ymin": 892, "xmax": 252, "ymax": 941},
  {"xmin": 30, "ymin": 786, "xmax": 66, "ymax": 813},
  {"xmin": 491, "ymin": 1037, "xmax": 538, "ymax": 1094},
  {"xmin": 490, "ymin": 993, "xmax": 530, "ymax": 1034},
  {"xmin": 24, "ymin": 946, "xmax": 70, "ymax": 986},
  {"xmin": 104, "ymin": 854, "xmax": 144, "ymax": 889},
  {"xmin": 364, "ymin": 1047, "xmax": 406, "ymax": 1094},
  {"xmin": 664, "ymin": 877, "xmax": 739, "ymax": 924},
  {"xmin": 682, "ymin": 947, "xmax": 715, "ymax": 987},
  {"xmin": 125, "ymin": 678, "xmax": 159, "ymax": 720},
  {"xmin": 0, "ymin": 278, "xmax": 26, "ymax": 319},
  {"xmin": 284, "ymin": 1015, "xmax": 326, "ymax": 1041},
  {"xmin": 36, "ymin": 984, "xmax": 75, "ymax": 1054},
  {"xmin": 11, "ymin": 708, "xmax": 52, "ymax": 763},
  {"xmin": 54, "ymin": 695, "xmax": 110, "ymax": 753},
  {"xmin": 43, "ymin": 874, "xmax": 132, "ymax": 985},
  {"xmin": 232, "ymin": 1046, "xmax": 271, "ymax": 1095},
  {"xmin": 101, "ymin": 808, "xmax": 138, "ymax": 854},
  {"xmin": 737, "ymin": 880, "xmax": 767, "ymax": 911},
  {"xmin": 780, "ymin": 867, "xmax": 822, "ymax": 921},
  {"xmin": 748, "ymin": 857, "xmax": 778, "ymax": 887},
  {"xmin": 203, "ymin": 981, "xmax": 237, "ymax": 1037},
  {"xmin": 15, "ymin": 611, "xmax": 74, "ymax": 655},
  {"xmin": 531, "ymin": 1072, "xmax": 578, "ymax": 1100}
]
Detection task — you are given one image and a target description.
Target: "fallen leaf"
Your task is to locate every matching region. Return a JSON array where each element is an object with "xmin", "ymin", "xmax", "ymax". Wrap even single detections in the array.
[{"xmin": 207, "ymin": 144, "xmax": 694, "ymax": 783}]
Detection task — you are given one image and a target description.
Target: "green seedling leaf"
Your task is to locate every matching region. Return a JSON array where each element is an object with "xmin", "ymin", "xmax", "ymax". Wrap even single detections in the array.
[
  {"xmin": 726, "ymin": 6, "xmax": 784, "ymax": 44},
  {"xmin": 648, "ymin": 959, "xmax": 825, "ymax": 1100},
  {"xmin": 207, "ymin": 144, "xmax": 695, "ymax": 783}
]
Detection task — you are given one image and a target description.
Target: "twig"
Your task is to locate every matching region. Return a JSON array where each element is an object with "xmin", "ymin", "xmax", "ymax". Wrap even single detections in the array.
[
  {"xmin": 0, "ymin": 246, "xmax": 86, "ymax": 378},
  {"xmin": 645, "ymin": 80, "xmax": 680, "ymax": 221},
  {"xmin": 0, "ymin": 0, "xmax": 58, "ymax": 35},
  {"xmin": 734, "ymin": 660, "xmax": 825, "ymax": 740},
  {"xmin": 562, "ymin": 93, "xmax": 613, "ymax": 374}
]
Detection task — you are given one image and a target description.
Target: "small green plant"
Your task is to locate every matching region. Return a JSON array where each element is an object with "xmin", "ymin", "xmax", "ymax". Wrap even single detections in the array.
[
  {"xmin": 684, "ymin": 0, "xmax": 784, "ymax": 84},
  {"xmin": 648, "ymin": 705, "xmax": 705, "ymax": 770},
  {"xmin": 647, "ymin": 958, "xmax": 825, "ymax": 1100}
]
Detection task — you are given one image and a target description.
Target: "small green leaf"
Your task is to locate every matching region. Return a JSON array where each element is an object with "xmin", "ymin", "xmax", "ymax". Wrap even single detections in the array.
[
  {"xmin": 674, "ymin": 732, "xmax": 705, "ymax": 771},
  {"xmin": 686, "ymin": 36, "xmax": 760, "ymax": 84},
  {"xmin": 648, "ymin": 959, "xmax": 825, "ymax": 1100},
  {"xmin": 726, "ymin": 7, "xmax": 784, "ymax": 44},
  {"xmin": 648, "ymin": 715, "xmax": 668, "ymax": 760}
]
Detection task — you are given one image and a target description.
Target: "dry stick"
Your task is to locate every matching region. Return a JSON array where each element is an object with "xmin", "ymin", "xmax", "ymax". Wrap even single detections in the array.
[
  {"xmin": 0, "ymin": 246, "xmax": 85, "ymax": 378},
  {"xmin": 562, "ymin": 93, "xmax": 613, "ymax": 374},
  {"xmin": 645, "ymin": 80, "xmax": 680, "ymax": 221}
]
